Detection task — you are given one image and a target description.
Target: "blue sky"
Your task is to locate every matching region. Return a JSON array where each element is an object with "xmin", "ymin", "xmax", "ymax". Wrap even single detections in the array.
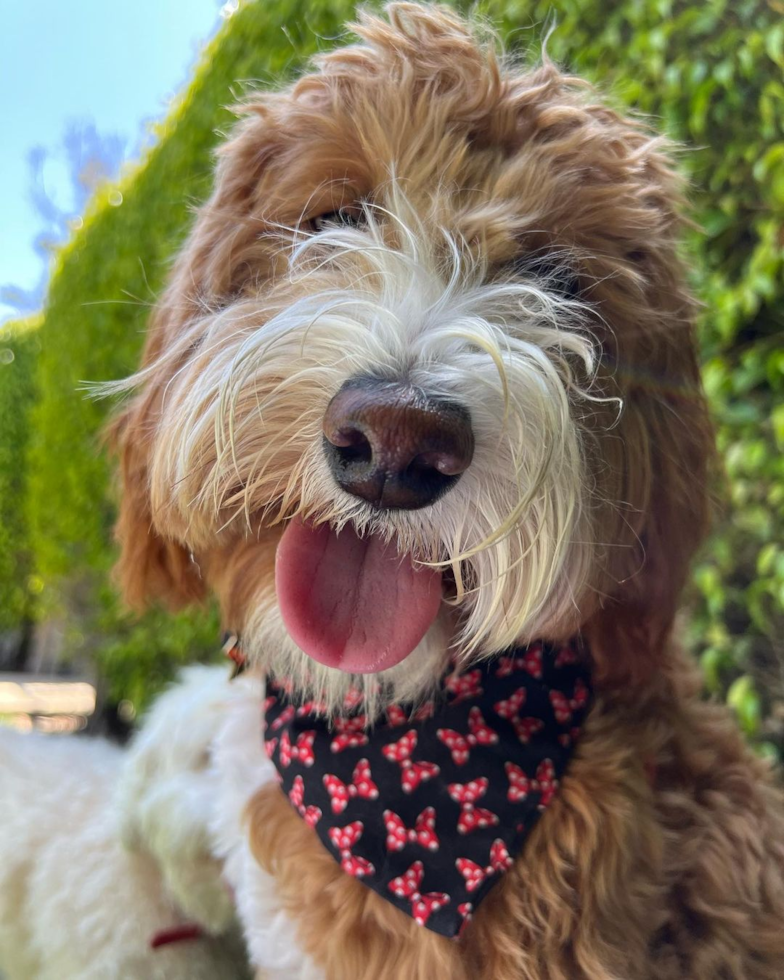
[{"xmin": 0, "ymin": 0, "xmax": 228, "ymax": 320}]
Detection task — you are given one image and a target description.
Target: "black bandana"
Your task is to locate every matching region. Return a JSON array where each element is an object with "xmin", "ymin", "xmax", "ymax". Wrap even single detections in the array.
[{"xmin": 262, "ymin": 640, "xmax": 591, "ymax": 938}]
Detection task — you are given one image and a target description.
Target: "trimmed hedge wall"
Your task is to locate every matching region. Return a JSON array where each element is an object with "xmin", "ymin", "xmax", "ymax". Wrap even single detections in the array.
[
  {"xmin": 0, "ymin": 319, "xmax": 39, "ymax": 636},
  {"xmin": 25, "ymin": 0, "xmax": 357, "ymax": 704},
  {"xmin": 10, "ymin": 0, "xmax": 784, "ymax": 733}
]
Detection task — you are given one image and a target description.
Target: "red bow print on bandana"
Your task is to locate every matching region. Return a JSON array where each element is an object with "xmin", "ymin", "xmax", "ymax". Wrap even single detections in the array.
[
  {"xmin": 289, "ymin": 775, "xmax": 322, "ymax": 827},
  {"xmin": 495, "ymin": 646, "xmax": 543, "ymax": 679},
  {"xmin": 389, "ymin": 861, "xmax": 451, "ymax": 926},
  {"xmin": 330, "ymin": 715, "xmax": 369, "ymax": 753},
  {"xmin": 386, "ymin": 702, "xmax": 436, "ymax": 727},
  {"xmin": 264, "ymin": 639, "xmax": 591, "ymax": 939},
  {"xmin": 270, "ymin": 705, "xmax": 295, "ymax": 731},
  {"xmin": 444, "ymin": 668, "xmax": 484, "ymax": 703},
  {"xmin": 323, "ymin": 759, "xmax": 379, "ymax": 814},
  {"xmin": 328, "ymin": 821, "xmax": 375, "ymax": 878},
  {"xmin": 279, "ymin": 729, "xmax": 316, "ymax": 768},
  {"xmin": 382, "ymin": 730, "xmax": 441, "ymax": 793},
  {"xmin": 549, "ymin": 679, "xmax": 590, "ymax": 724},
  {"xmin": 384, "ymin": 807, "xmax": 440, "ymax": 852},
  {"xmin": 437, "ymin": 707, "xmax": 499, "ymax": 765},
  {"xmin": 505, "ymin": 759, "xmax": 559, "ymax": 808},
  {"xmin": 447, "ymin": 777, "xmax": 500, "ymax": 834},
  {"xmin": 494, "ymin": 687, "xmax": 546, "ymax": 744},
  {"xmin": 456, "ymin": 839, "xmax": 514, "ymax": 892}
]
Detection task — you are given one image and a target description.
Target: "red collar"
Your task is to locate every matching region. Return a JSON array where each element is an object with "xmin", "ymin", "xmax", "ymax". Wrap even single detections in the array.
[{"xmin": 150, "ymin": 923, "xmax": 203, "ymax": 949}]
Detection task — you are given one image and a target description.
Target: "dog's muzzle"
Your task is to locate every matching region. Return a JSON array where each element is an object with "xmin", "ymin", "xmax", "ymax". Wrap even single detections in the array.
[{"xmin": 322, "ymin": 377, "xmax": 474, "ymax": 509}]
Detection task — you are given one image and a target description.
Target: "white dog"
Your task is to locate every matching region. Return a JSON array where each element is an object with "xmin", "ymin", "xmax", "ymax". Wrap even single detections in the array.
[{"xmin": 0, "ymin": 667, "xmax": 257, "ymax": 980}]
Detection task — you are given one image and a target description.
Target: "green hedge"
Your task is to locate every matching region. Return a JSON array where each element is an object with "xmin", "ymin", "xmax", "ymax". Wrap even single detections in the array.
[
  {"xmin": 0, "ymin": 319, "xmax": 39, "ymax": 635},
  {"xmin": 13, "ymin": 0, "xmax": 784, "ymax": 730},
  {"xmin": 24, "ymin": 0, "xmax": 357, "ymax": 707},
  {"xmin": 510, "ymin": 0, "xmax": 784, "ymax": 753}
]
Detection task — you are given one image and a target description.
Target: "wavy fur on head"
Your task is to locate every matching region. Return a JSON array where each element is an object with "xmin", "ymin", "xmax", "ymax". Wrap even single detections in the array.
[{"xmin": 106, "ymin": 3, "xmax": 784, "ymax": 978}]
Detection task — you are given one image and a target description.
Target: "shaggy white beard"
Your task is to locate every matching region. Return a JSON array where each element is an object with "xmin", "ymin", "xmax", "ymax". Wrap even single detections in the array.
[{"xmin": 115, "ymin": 192, "xmax": 606, "ymax": 713}]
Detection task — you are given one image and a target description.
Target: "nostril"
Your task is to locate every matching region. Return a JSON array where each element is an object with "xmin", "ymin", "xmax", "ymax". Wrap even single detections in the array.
[
  {"xmin": 328, "ymin": 427, "xmax": 373, "ymax": 467},
  {"xmin": 404, "ymin": 454, "xmax": 458, "ymax": 501},
  {"xmin": 411, "ymin": 450, "xmax": 468, "ymax": 478}
]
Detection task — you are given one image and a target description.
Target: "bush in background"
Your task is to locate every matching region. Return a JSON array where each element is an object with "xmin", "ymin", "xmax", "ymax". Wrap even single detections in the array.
[
  {"xmin": 506, "ymin": 0, "xmax": 784, "ymax": 754},
  {"xmin": 0, "ymin": 319, "xmax": 39, "ymax": 653},
  {"xmin": 22, "ymin": 0, "xmax": 356, "ymax": 710},
  {"xmin": 2, "ymin": 0, "xmax": 781, "ymax": 735}
]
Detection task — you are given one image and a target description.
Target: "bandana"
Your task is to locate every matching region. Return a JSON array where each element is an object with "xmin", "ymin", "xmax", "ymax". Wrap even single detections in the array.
[{"xmin": 262, "ymin": 639, "xmax": 591, "ymax": 938}]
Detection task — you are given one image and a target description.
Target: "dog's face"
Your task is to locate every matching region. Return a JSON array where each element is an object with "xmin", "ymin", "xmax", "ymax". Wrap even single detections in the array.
[{"xmin": 112, "ymin": 4, "xmax": 711, "ymax": 712}]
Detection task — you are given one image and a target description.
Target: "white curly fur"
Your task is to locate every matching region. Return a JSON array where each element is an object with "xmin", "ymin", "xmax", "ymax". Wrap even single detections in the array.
[
  {"xmin": 209, "ymin": 670, "xmax": 325, "ymax": 978},
  {"xmin": 0, "ymin": 667, "xmax": 256, "ymax": 980}
]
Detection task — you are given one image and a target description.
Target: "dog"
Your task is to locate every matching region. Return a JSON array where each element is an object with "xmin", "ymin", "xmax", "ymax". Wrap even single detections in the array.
[
  {"xmin": 23, "ymin": 3, "xmax": 784, "ymax": 978},
  {"xmin": 0, "ymin": 667, "xmax": 253, "ymax": 979}
]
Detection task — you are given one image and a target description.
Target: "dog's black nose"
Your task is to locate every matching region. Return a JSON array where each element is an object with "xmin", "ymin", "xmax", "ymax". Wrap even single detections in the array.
[{"xmin": 323, "ymin": 378, "xmax": 474, "ymax": 510}]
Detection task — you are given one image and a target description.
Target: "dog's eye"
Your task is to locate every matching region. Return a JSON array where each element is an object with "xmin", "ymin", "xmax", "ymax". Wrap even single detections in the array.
[
  {"xmin": 507, "ymin": 255, "xmax": 580, "ymax": 301},
  {"xmin": 312, "ymin": 208, "xmax": 365, "ymax": 232}
]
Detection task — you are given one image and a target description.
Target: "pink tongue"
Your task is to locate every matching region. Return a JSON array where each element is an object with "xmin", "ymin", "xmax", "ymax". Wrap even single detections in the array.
[{"xmin": 275, "ymin": 518, "xmax": 442, "ymax": 674}]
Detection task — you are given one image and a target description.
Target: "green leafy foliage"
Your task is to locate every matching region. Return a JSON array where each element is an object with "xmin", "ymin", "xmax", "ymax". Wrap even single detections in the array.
[
  {"xmin": 5, "ymin": 0, "xmax": 783, "ymax": 729},
  {"xmin": 0, "ymin": 319, "xmax": 40, "ymax": 633},
  {"xmin": 498, "ymin": 0, "xmax": 784, "ymax": 755},
  {"xmin": 21, "ymin": 0, "xmax": 357, "ymax": 709},
  {"xmin": 480, "ymin": 0, "xmax": 784, "ymax": 754}
]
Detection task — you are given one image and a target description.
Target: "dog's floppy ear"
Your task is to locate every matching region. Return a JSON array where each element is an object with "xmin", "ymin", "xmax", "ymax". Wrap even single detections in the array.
[
  {"xmin": 108, "ymin": 107, "xmax": 284, "ymax": 611},
  {"xmin": 498, "ymin": 64, "xmax": 713, "ymax": 683},
  {"xmin": 108, "ymin": 366, "xmax": 205, "ymax": 613},
  {"xmin": 571, "ymin": 122, "xmax": 714, "ymax": 686},
  {"xmin": 588, "ymin": 335, "xmax": 714, "ymax": 687}
]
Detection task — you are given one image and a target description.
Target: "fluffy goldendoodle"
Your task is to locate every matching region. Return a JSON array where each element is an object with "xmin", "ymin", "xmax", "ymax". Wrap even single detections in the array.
[{"xmin": 9, "ymin": 4, "xmax": 784, "ymax": 979}]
